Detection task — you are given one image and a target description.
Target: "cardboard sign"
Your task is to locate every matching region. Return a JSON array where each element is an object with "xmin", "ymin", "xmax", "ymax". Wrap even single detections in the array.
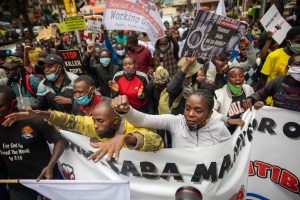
[
  {"xmin": 64, "ymin": 16, "xmax": 86, "ymax": 31},
  {"xmin": 260, "ymin": 4, "xmax": 292, "ymax": 44},
  {"xmin": 37, "ymin": 26, "xmax": 57, "ymax": 41},
  {"xmin": 58, "ymin": 49, "xmax": 85, "ymax": 75},
  {"xmin": 87, "ymin": 20, "xmax": 102, "ymax": 33},
  {"xmin": 181, "ymin": 10, "xmax": 245, "ymax": 60}
]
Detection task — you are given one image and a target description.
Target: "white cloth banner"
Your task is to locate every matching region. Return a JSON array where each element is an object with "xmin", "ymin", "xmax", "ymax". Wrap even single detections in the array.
[
  {"xmin": 43, "ymin": 110, "xmax": 254, "ymax": 200},
  {"xmin": 20, "ymin": 180, "xmax": 130, "ymax": 200},
  {"xmin": 216, "ymin": 0, "xmax": 227, "ymax": 17},
  {"xmin": 247, "ymin": 107, "xmax": 300, "ymax": 200},
  {"xmin": 260, "ymin": 4, "xmax": 292, "ymax": 44},
  {"xmin": 103, "ymin": 0, "xmax": 165, "ymax": 45}
]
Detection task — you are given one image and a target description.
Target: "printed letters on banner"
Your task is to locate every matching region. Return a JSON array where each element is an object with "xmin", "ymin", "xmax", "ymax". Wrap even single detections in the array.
[{"xmin": 58, "ymin": 49, "xmax": 86, "ymax": 75}]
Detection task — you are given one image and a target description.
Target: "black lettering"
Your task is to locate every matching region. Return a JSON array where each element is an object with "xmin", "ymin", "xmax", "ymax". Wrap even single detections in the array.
[
  {"xmin": 81, "ymin": 150, "xmax": 93, "ymax": 159},
  {"xmin": 191, "ymin": 162, "xmax": 217, "ymax": 183},
  {"xmin": 107, "ymin": 160, "xmax": 120, "ymax": 174},
  {"xmin": 247, "ymin": 127, "xmax": 253, "ymax": 142},
  {"xmin": 258, "ymin": 117, "xmax": 276, "ymax": 134},
  {"xmin": 283, "ymin": 122, "xmax": 300, "ymax": 139},
  {"xmin": 252, "ymin": 119, "xmax": 258, "ymax": 130},
  {"xmin": 160, "ymin": 163, "xmax": 183, "ymax": 181},
  {"xmin": 218, "ymin": 154, "xmax": 231, "ymax": 179},
  {"xmin": 120, "ymin": 160, "xmax": 141, "ymax": 177},
  {"xmin": 140, "ymin": 161, "xmax": 159, "ymax": 179}
]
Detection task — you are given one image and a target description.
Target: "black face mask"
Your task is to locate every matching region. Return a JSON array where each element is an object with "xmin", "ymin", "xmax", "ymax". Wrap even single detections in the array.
[
  {"xmin": 124, "ymin": 69, "xmax": 136, "ymax": 80},
  {"xmin": 99, "ymin": 125, "xmax": 118, "ymax": 139},
  {"xmin": 187, "ymin": 124, "xmax": 204, "ymax": 132}
]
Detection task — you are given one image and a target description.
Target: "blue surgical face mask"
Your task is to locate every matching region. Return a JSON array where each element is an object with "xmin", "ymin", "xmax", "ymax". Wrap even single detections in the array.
[
  {"xmin": 45, "ymin": 66, "xmax": 60, "ymax": 82},
  {"xmin": 100, "ymin": 57, "xmax": 111, "ymax": 67},
  {"xmin": 74, "ymin": 87, "xmax": 93, "ymax": 106}
]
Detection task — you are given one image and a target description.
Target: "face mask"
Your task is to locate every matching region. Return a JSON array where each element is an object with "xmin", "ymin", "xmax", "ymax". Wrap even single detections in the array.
[
  {"xmin": 46, "ymin": 66, "xmax": 60, "ymax": 82},
  {"xmin": 116, "ymin": 50, "xmax": 125, "ymax": 56},
  {"xmin": 74, "ymin": 87, "xmax": 93, "ymax": 106},
  {"xmin": 288, "ymin": 66, "xmax": 300, "ymax": 81},
  {"xmin": 182, "ymin": 25, "xmax": 186, "ymax": 29},
  {"xmin": 159, "ymin": 44, "xmax": 169, "ymax": 53},
  {"xmin": 227, "ymin": 82, "xmax": 242, "ymax": 95},
  {"xmin": 124, "ymin": 69, "xmax": 136, "ymax": 79},
  {"xmin": 0, "ymin": 99, "xmax": 16, "ymax": 124},
  {"xmin": 187, "ymin": 119, "xmax": 207, "ymax": 132},
  {"xmin": 100, "ymin": 58, "xmax": 111, "ymax": 67},
  {"xmin": 112, "ymin": 44, "xmax": 117, "ymax": 48},
  {"xmin": 289, "ymin": 42, "xmax": 300, "ymax": 54}
]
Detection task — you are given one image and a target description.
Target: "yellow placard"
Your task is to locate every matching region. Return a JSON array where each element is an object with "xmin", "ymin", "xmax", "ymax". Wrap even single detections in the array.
[
  {"xmin": 57, "ymin": 22, "xmax": 67, "ymax": 33},
  {"xmin": 64, "ymin": 16, "xmax": 86, "ymax": 31}
]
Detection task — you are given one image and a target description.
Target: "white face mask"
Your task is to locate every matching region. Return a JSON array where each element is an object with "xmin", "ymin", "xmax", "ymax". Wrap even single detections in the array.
[{"xmin": 288, "ymin": 66, "xmax": 300, "ymax": 81}]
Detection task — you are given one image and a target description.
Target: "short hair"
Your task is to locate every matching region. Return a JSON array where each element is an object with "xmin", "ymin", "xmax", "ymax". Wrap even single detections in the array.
[
  {"xmin": 288, "ymin": 53, "xmax": 300, "ymax": 65},
  {"xmin": 74, "ymin": 75, "xmax": 95, "ymax": 87},
  {"xmin": 23, "ymin": 37, "xmax": 32, "ymax": 42},
  {"xmin": 122, "ymin": 56, "xmax": 136, "ymax": 64},
  {"xmin": 94, "ymin": 98, "xmax": 117, "ymax": 117},
  {"xmin": 0, "ymin": 85, "xmax": 16, "ymax": 102},
  {"xmin": 286, "ymin": 26, "xmax": 300, "ymax": 41},
  {"xmin": 188, "ymin": 82, "xmax": 215, "ymax": 111},
  {"xmin": 126, "ymin": 35, "xmax": 138, "ymax": 45},
  {"xmin": 99, "ymin": 48, "xmax": 112, "ymax": 58}
]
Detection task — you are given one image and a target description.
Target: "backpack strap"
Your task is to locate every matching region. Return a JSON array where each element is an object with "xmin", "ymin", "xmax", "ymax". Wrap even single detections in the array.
[{"xmin": 25, "ymin": 74, "xmax": 36, "ymax": 97}]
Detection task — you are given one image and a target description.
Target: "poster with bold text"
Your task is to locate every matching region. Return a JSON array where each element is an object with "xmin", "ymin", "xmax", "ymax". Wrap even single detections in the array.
[
  {"xmin": 181, "ymin": 10, "xmax": 246, "ymax": 60},
  {"xmin": 58, "ymin": 49, "xmax": 85, "ymax": 75},
  {"xmin": 103, "ymin": 0, "xmax": 166, "ymax": 45},
  {"xmin": 260, "ymin": 4, "xmax": 292, "ymax": 45}
]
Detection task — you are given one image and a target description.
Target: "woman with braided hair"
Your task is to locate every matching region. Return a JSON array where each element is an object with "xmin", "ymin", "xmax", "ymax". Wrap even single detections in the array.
[{"xmin": 110, "ymin": 80, "xmax": 231, "ymax": 148}]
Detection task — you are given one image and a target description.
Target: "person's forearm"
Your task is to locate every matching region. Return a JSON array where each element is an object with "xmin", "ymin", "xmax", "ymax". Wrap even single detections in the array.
[
  {"xmin": 124, "ymin": 134, "xmax": 137, "ymax": 147},
  {"xmin": 24, "ymin": 52, "xmax": 30, "ymax": 66},
  {"xmin": 47, "ymin": 138, "xmax": 68, "ymax": 168},
  {"xmin": 36, "ymin": 110, "xmax": 52, "ymax": 120},
  {"xmin": 240, "ymin": 45, "xmax": 256, "ymax": 71},
  {"xmin": 259, "ymin": 39, "xmax": 272, "ymax": 60}
]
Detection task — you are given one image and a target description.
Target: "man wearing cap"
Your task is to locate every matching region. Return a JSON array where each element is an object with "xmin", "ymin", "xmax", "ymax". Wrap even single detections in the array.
[
  {"xmin": 0, "ymin": 56, "xmax": 41, "ymax": 110},
  {"xmin": 166, "ymin": 52, "xmax": 201, "ymax": 115},
  {"xmin": 31, "ymin": 54, "xmax": 78, "ymax": 114}
]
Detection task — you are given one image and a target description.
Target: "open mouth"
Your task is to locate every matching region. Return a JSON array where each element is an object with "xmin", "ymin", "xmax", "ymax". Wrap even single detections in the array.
[{"xmin": 234, "ymin": 83, "xmax": 242, "ymax": 88}]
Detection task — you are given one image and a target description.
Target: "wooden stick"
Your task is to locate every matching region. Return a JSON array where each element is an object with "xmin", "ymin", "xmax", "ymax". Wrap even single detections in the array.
[{"xmin": 0, "ymin": 179, "xmax": 20, "ymax": 184}]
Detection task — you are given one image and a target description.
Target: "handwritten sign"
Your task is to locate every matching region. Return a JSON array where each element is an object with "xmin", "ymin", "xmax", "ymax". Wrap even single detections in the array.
[
  {"xmin": 58, "ymin": 49, "xmax": 85, "ymax": 75},
  {"xmin": 64, "ymin": 16, "xmax": 86, "ymax": 31}
]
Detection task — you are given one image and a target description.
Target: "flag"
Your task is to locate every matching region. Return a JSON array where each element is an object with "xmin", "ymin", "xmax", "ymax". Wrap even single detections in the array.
[
  {"xmin": 196, "ymin": 0, "xmax": 201, "ymax": 11},
  {"xmin": 20, "ymin": 180, "xmax": 130, "ymax": 200},
  {"xmin": 216, "ymin": 0, "xmax": 227, "ymax": 16}
]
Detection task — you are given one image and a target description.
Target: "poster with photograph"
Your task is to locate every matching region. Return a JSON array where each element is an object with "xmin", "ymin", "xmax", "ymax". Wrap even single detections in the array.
[{"xmin": 181, "ymin": 10, "xmax": 247, "ymax": 60}]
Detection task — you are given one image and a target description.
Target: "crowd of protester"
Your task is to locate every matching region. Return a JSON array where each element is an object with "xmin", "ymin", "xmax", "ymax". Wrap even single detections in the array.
[{"xmin": 0, "ymin": 14, "xmax": 300, "ymax": 199}]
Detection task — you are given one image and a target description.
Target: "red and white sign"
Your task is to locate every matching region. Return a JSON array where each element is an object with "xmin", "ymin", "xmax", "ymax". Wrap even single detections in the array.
[{"xmin": 103, "ymin": 0, "xmax": 166, "ymax": 45}]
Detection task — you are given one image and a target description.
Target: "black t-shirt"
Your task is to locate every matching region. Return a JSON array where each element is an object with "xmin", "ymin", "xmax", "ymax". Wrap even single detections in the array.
[
  {"xmin": 227, "ymin": 91, "xmax": 246, "ymax": 134},
  {"xmin": 0, "ymin": 118, "xmax": 62, "ymax": 189}
]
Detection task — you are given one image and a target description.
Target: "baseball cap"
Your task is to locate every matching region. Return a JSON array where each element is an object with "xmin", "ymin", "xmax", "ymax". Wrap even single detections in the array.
[
  {"xmin": 1, "ymin": 56, "xmax": 23, "ymax": 69},
  {"xmin": 38, "ymin": 54, "xmax": 64, "ymax": 66}
]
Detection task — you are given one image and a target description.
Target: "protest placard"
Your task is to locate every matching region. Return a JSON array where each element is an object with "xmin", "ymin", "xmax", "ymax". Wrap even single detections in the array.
[
  {"xmin": 87, "ymin": 20, "xmax": 102, "ymax": 33},
  {"xmin": 103, "ymin": 0, "xmax": 165, "ymax": 45},
  {"xmin": 57, "ymin": 22, "xmax": 67, "ymax": 33},
  {"xmin": 37, "ymin": 26, "xmax": 57, "ymax": 41},
  {"xmin": 58, "ymin": 49, "xmax": 85, "ymax": 75},
  {"xmin": 181, "ymin": 10, "xmax": 246, "ymax": 60},
  {"xmin": 260, "ymin": 4, "xmax": 292, "ymax": 45},
  {"xmin": 64, "ymin": 16, "xmax": 86, "ymax": 31}
]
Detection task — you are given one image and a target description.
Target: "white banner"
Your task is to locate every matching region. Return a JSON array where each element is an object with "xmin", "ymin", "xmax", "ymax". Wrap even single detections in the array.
[
  {"xmin": 247, "ymin": 107, "xmax": 300, "ymax": 200},
  {"xmin": 45, "ymin": 110, "xmax": 254, "ymax": 200},
  {"xmin": 260, "ymin": 4, "xmax": 292, "ymax": 44},
  {"xmin": 103, "ymin": 0, "xmax": 166, "ymax": 45},
  {"xmin": 20, "ymin": 180, "xmax": 130, "ymax": 200}
]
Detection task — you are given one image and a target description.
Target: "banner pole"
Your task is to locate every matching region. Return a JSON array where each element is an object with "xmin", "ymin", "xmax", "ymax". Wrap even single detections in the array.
[{"xmin": 0, "ymin": 179, "xmax": 20, "ymax": 184}]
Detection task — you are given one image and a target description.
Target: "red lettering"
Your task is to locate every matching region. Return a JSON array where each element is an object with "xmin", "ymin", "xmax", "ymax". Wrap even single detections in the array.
[
  {"xmin": 62, "ymin": 52, "xmax": 77, "ymax": 59},
  {"xmin": 255, "ymin": 161, "xmax": 272, "ymax": 178},
  {"xmin": 248, "ymin": 161, "xmax": 255, "ymax": 176},
  {"xmin": 271, "ymin": 166, "xmax": 281, "ymax": 183},
  {"xmin": 280, "ymin": 170, "xmax": 299, "ymax": 193}
]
